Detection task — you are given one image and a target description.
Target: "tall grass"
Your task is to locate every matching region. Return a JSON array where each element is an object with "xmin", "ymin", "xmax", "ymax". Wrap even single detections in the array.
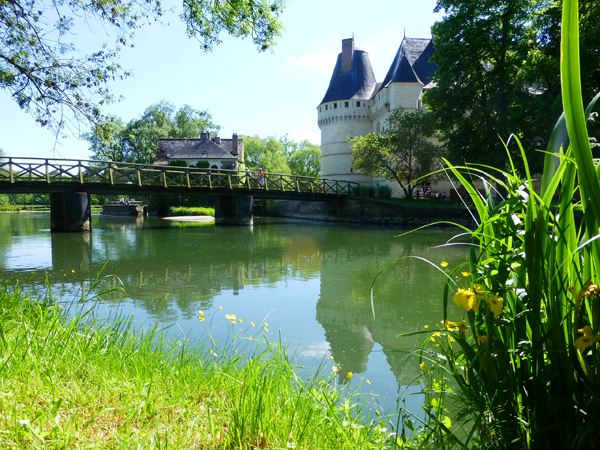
[
  {"xmin": 0, "ymin": 278, "xmax": 390, "ymax": 448},
  {"xmin": 396, "ymin": 0, "xmax": 600, "ymax": 447}
]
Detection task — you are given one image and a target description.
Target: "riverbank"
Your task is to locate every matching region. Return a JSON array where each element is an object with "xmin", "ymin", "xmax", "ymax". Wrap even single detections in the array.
[{"xmin": 0, "ymin": 278, "xmax": 390, "ymax": 448}]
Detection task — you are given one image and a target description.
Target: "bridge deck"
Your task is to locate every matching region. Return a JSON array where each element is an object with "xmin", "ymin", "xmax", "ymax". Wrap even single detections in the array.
[{"xmin": 0, "ymin": 157, "xmax": 358, "ymax": 201}]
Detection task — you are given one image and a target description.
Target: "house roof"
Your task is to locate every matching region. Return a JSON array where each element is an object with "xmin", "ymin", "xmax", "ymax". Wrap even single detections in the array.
[
  {"xmin": 378, "ymin": 38, "xmax": 437, "ymax": 92},
  {"xmin": 155, "ymin": 138, "xmax": 239, "ymax": 164},
  {"xmin": 319, "ymin": 48, "xmax": 378, "ymax": 104}
]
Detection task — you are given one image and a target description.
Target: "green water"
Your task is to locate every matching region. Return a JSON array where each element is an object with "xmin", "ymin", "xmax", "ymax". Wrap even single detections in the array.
[{"xmin": 0, "ymin": 212, "xmax": 467, "ymax": 415}]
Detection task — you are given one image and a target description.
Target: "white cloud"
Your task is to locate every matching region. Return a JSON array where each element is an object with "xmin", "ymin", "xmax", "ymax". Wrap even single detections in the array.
[
  {"xmin": 288, "ymin": 50, "xmax": 338, "ymax": 73},
  {"xmin": 288, "ymin": 46, "xmax": 378, "ymax": 75}
]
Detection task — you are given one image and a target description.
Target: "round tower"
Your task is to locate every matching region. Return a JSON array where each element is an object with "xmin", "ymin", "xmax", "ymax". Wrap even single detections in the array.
[{"xmin": 317, "ymin": 38, "xmax": 377, "ymax": 183}]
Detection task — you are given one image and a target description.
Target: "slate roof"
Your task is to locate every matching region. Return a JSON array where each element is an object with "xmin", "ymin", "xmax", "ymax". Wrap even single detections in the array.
[
  {"xmin": 155, "ymin": 138, "xmax": 240, "ymax": 164},
  {"xmin": 320, "ymin": 49, "xmax": 378, "ymax": 104},
  {"xmin": 378, "ymin": 38, "xmax": 437, "ymax": 92}
]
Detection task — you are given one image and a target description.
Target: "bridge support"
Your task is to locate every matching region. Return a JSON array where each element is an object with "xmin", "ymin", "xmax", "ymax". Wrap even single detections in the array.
[
  {"xmin": 50, "ymin": 192, "xmax": 92, "ymax": 232},
  {"xmin": 215, "ymin": 196, "xmax": 253, "ymax": 226}
]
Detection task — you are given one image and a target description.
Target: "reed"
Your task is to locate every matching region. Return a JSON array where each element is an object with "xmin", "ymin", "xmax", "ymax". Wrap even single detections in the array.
[{"xmin": 400, "ymin": 0, "xmax": 600, "ymax": 447}]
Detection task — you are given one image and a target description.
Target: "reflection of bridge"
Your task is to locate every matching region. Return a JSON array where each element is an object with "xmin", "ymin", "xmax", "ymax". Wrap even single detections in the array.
[{"xmin": 0, "ymin": 157, "xmax": 359, "ymax": 230}]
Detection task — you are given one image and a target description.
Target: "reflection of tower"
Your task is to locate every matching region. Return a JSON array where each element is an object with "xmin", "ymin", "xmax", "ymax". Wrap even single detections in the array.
[{"xmin": 315, "ymin": 229, "xmax": 457, "ymax": 385}]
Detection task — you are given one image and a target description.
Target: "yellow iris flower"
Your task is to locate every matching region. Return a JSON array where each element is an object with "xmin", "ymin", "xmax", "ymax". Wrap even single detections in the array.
[
  {"xmin": 575, "ymin": 326, "xmax": 598, "ymax": 353},
  {"xmin": 453, "ymin": 288, "xmax": 479, "ymax": 312}
]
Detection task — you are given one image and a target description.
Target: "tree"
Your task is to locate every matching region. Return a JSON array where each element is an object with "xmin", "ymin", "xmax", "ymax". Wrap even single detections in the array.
[
  {"xmin": 1, "ymin": 0, "xmax": 284, "ymax": 137},
  {"xmin": 349, "ymin": 108, "xmax": 442, "ymax": 199},
  {"xmin": 287, "ymin": 141, "xmax": 321, "ymax": 177},
  {"xmin": 243, "ymin": 135, "xmax": 290, "ymax": 174},
  {"xmin": 424, "ymin": 0, "xmax": 554, "ymax": 172},
  {"xmin": 85, "ymin": 101, "xmax": 220, "ymax": 164}
]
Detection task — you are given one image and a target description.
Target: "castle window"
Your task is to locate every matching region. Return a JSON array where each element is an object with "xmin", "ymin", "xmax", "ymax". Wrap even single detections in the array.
[
  {"xmin": 334, "ymin": 103, "xmax": 337, "ymax": 109},
  {"xmin": 357, "ymin": 101, "xmax": 360, "ymax": 107},
  {"xmin": 350, "ymin": 167, "xmax": 353, "ymax": 173},
  {"xmin": 345, "ymin": 101, "xmax": 349, "ymax": 107},
  {"xmin": 325, "ymin": 105, "xmax": 328, "ymax": 110}
]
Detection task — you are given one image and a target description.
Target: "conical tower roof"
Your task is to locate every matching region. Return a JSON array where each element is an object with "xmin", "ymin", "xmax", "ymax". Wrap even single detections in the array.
[
  {"xmin": 378, "ymin": 37, "xmax": 437, "ymax": 92},
  {"xmin": 320, "ymin": 39, "xmax": 377, "ymax": 105}
]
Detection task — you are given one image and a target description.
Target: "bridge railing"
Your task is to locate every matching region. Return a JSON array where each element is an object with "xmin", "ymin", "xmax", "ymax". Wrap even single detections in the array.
[{"xmin": 0, "ymin": 157, "xmax": 359, "ymax": 196}]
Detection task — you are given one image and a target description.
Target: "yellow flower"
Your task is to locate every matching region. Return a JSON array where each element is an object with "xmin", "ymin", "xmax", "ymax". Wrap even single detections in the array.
[
  {"xmin": 209, "ymin": 349, "xmax": 213, "ymax": 354},
  {"xmin": 332, "ymin": 366, "xmax": 339, "ymax": 372},
  {"xmin": 225, "ymin": 314, "xmax": 232, "ymax": 320},
  {"xmin": 461, "ymin": 271, "xmax": 471, "ymax": 277},
  {"xmin": 424, "ymin": 325, "xmax": 429, "ymax": 329},
  {"xmin": 71, "ymin": 269, "xmax": 75, "ymax": 273},
  {"xmin": 198, "ymin": 315, "xmax": 206, "ymax": 322},
  {"xmin": 473, "ymin": 284, "xmax": 485, "ymax": 293},
  {"xmin": 239, "ymin": 319, "xmax": 243, "ymax": 323},
  {"xmin": 441, "ymin": 262, "xmax": 449, "ymax": 268},
  {"xmin": 264, "ymin": 327, "xmax": 269, "ymax": 332},
  {"xmin": 249, "ymin": 336, "xmax": 253, "ymax": 341},
  {"xmin": 219, "ymin": 306, "xmax": 223, "ymax": 310},
  {"xmin": 347, "ymin": 372, "xmax": 353, "ymax": 379},
  {"xmin": 448, "ymin": 337, "xmax": 456, "ymax": 342},
  {"xmin": 231, "ymin": 320, "xmax": 237, "ymax": 324},
  {"xmin": 330, "ymin": 356, "xmax": 334, "ymax": 360},
  {"xmin": 420, "ymin": 362, "xmax": 427, "ymax": 370},
  {"xmin": 576, "ymin": 326, "xmax": 598, "ymax": 353},
  {"xmin": 251, "ymin": 322, "xmax": 255, "ymax": 327},
  {"xmin": 199, "ymin": 310, "xmax": 204, "ymax": 315},
  {"xmin": 453, "ymin": 288, "xmax": 479, "ymax": 312},
  {"xmin": 477, "ymin": 335, "xmax": 489, "ymax": 348},
  {"xmin": 367, "ymin": 379, "xmax": 371, "ymax": 384},
  {"xmin": 265, "ymin": 322, "xmax": 269, "ymax": 326},
  {"xmin": 486, "ymin": 295, "xmax": 503, "ymax": 317}
]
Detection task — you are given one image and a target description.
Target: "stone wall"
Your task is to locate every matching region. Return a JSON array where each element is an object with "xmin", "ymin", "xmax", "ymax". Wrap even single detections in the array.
[{"xmin": 260, "ymin": 197, "xmax": 477, "ymax": 228}]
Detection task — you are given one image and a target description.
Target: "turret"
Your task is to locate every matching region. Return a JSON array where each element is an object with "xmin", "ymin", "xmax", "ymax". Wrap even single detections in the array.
[{"xmin": 317, "ymin": 38, "xmax": 377, "ymax": 182}]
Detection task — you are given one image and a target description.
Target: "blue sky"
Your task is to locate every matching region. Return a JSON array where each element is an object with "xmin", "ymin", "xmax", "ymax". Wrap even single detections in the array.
[{"xmin": 0, "ymin": 0, "xmax": 443, "ymax": 160}]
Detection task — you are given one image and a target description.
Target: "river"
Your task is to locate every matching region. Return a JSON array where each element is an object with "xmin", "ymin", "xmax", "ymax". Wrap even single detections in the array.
[{"xmin": 0, "ymin": 212, "xmax": 467, "ymax": 418}]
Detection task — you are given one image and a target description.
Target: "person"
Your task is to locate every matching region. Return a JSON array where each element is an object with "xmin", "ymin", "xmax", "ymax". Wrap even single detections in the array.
[
  {"xmin": 441, "ymin": 191, "xmax": 447, "ymax": 200},
  {"xmin": 434, "ymin": 191, "xmax": 439, "ymax": 199},
  {"xmin": 244, "ymin": 167, "xmax": 251, "ymax": 188},
  {"xmin": 258, "ymin": 168, "xmax": 265, "ymax": 187},
  {"xmin": 119, "ymin": 197, "xmax": 125, "ymax": 205},
  {"xmin": 418, "ymin": 187, "xmax": 424, "ymax": 198}
]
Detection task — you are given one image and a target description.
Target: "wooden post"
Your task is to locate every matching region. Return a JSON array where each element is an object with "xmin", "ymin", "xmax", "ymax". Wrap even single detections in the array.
[
  {"xmin": 79, "ymin": 163, "xmax": 83, "ymax": 184},
  {"xmin": 9, "ymin": 159, "xmax": 13, "ymax": 184},
  {"xmin": 46, "ymin": 160, "xmax": 50, "ymax": 183},
  {"xmin": 228, "ymin": 174, "xmax": 232, "ymax": 190},
  {"xmin": 186, "ymin": 171, "xmax": 190, "ymax": 189},
  {"xmin": 137, "ymin": 169, "xmax": 142, "ymax": 187},
  {"xmin": 295, "ymin": 179, "xmax": 299, "ymax": 192},
  {"xmin": 109, "ymin": 164, "xmax": 114, "ymax": 185}
]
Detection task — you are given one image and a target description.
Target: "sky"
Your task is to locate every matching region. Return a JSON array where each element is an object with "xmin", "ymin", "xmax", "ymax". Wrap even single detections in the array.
[{"xmin": 0, "ymin": 0, "xmax": 444, "ymax": 161}]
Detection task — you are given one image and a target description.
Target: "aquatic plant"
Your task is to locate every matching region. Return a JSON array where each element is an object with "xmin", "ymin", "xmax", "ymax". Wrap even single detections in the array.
[{"xmin": 398, "ymin": 0, "xmax": 600, "ymax": 447}]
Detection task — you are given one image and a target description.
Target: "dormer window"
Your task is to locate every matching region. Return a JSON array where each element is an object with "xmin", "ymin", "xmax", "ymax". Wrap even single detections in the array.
[
  {"xmin": 334, "ymin": 103, "xmax": 337, "ymax": 108},
  {"xmin": 357, "ymin": 101, "xmax": 361, "ymax": 107}
]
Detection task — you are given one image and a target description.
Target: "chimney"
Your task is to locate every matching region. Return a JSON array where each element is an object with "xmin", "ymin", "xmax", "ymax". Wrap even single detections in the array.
[
  {"xmin": 232, "ymin": 133, "xmax": 239, "ymax": 156},
  {"xmin": 200, "ymin": 131, "xmax": 208, "ymax": 140},
  {"xmin": 341, "ymin": 38, "xmax": 354, "ymax": 71},
  {"xmin": 214, "ymin": 136, "xmax": 221, "ymax": 144},
  {"xmin": 207, "ymin": 131, "xmax": 211, "ymax": 141}
]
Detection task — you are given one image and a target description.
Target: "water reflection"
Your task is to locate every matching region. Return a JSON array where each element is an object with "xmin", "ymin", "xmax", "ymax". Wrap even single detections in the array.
[{"xmin": 0, "ymin": 213, "xmax": 466, "ymax": 408}]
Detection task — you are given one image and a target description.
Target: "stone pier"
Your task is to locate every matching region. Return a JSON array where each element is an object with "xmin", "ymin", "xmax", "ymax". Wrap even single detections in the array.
[
  {"xmin": 50, "ymin": 192, "xmax": 92, "ymax": 232},
  {"xmin": 215, "ymin": 196, "xmax": 253, "ymax": 226}
]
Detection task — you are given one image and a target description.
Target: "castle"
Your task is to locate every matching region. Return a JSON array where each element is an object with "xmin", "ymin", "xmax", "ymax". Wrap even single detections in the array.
[{"xmin": 317, "ymin": 37, "xmax": 445, "ymax": 197}]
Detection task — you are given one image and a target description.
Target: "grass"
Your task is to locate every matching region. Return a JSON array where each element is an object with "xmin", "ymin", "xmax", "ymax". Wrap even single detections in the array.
[
  {"xmin": 0, "ymin": 278, "xmax": 390, "ymax": 449},
  {"xmin": 169, "ymin": 206, "xmax": 215, "ymax": 217}
]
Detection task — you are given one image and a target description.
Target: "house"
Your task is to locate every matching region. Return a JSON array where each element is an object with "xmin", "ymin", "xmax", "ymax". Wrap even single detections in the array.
[{"xmin": 155, "ymin": 132, "xmax": 244, "ymax": 170}]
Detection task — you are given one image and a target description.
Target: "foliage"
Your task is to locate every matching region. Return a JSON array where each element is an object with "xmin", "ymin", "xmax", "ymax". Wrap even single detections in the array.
[
  {"xmin": 286, "ymin": 141, "xmax": 321, "ymax": 177},
  {"xmin": 402, "ymin": 2, "xmax": 600, "ymax": 447},
  {"xmin": 425, "ymin": 0, "xmax": 600, "ymax": 172},
  {"xmin": 85, "ymin": 101, "xmax": 220, "ymax": 164},
  {"xmin": 243, "ymin": 135, "xmax": 290, "ymax": 174},
  {"xmin": 0, "ymin": 277, "xmax": 388, "ymax": 448},
  {"xmin": 169, "ymin": 206, "xmax": 215, "ymax": 216},
  {"xmin": 376, "ymin": 184, "xmax": 392, "ymax": 199},
  {"xmin": 0, "ymin": 0, "xmax": 283, "ymax": 136},
  {"xmin": 349, "ymin": 108, "xmax": 442, "ymax": 199}
]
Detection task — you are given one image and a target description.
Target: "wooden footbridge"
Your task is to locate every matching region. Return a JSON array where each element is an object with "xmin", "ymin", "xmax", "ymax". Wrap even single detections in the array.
[
  {"xmin": 0, "ymin": 157, "xmax": 359, "ymax": 229},
  {"xmin": 0, "ymin": 157, "xmax": 357, "ymax": 199}
]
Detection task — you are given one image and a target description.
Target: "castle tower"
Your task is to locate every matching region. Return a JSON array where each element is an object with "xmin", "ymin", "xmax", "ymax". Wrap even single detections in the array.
[{"xmin": 317, "ymin": 38, "xmax": 377, "ymax": 182}]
